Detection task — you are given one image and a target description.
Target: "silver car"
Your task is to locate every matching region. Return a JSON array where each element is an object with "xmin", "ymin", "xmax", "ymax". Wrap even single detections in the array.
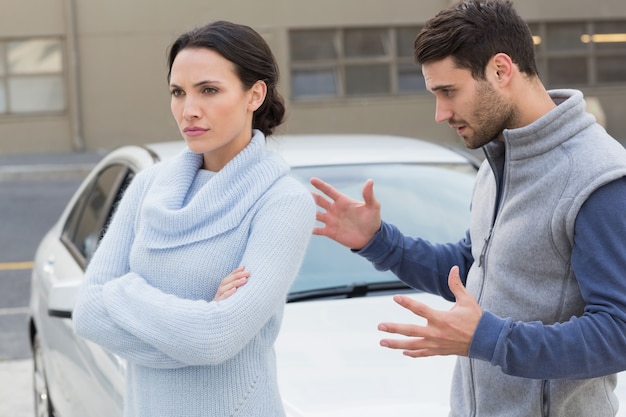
[{"xmin": 29, "ymin": 134, "xmax": 487, "ymax": 416}]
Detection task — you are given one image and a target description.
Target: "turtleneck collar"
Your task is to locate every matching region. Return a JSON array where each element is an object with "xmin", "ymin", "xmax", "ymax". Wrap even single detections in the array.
[{"xmin": 138, "ymin": 129, "xmax": 290, "ymax": 248}]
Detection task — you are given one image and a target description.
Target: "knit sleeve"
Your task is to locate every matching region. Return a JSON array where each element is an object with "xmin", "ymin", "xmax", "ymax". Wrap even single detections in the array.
[
  {"xmin": 100, "ymin": 180, "xmax": 316, "ymax": 366},
  {"xmin": 72, "ymin": 169, "xmax": 187, "ymax": 368}
]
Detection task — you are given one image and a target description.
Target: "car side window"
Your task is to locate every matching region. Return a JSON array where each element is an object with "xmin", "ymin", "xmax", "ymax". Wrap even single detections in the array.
[{"xmin": 62, "ymin": 164, "xmax": 135, "ymax": 269}]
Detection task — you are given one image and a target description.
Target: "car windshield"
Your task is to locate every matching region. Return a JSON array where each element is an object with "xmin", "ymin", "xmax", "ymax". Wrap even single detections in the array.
[{"xmin": 288, "ymin": 162, "xmax": 476, "ymax": 296}]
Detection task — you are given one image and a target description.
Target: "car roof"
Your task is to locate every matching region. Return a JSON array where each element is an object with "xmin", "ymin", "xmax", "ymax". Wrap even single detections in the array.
[{"xmin": 144, "ymin": 134, "xmax": 473, "ymax": 168}]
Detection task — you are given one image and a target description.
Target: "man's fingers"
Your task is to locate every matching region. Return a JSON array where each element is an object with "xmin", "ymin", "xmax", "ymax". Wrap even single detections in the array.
[
  {"xmin": 379, "ymin": 335, "xmax": 424, "ymax": 350},
  {"xmin": 392, "ymin": 294, "xmax": 436, "ymax": 320},
  {"xmin": 378, "ymin": 295, "xmax": 433, "ymax": 342},
  {"xmin": 377, "ymin": 270, "xmax": 480, "ymax": 358},
  {"xmin": 361, "ymin": 179, "xmax": 375, "ymax": 205},
  {"xmin": 310, "ymin": 177, "xmax": 342, "ymax": 200},
  {"xmin": 378, "ymin": 321, "xmax": 427, "ymax": 338},
  {"xmin": 447, "ymin": 265, "xmax": 466, "ymax": 300},
  {"xmin": 311, "ymin": 191, "xmax": 332, "ymax": 211},
  {"xmin": 378, "ymin": 325, "xmax": 437, "ymax": 357}
]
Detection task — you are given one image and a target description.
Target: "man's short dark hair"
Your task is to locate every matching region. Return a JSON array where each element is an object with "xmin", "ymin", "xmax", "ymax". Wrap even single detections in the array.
[{"xmin": 414, "ymin": 0, "xmax": 538, "ymax": 80}]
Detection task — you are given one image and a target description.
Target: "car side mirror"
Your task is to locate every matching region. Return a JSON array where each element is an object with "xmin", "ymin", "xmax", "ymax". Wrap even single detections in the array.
[{"xmin": 48, "ymin": 281, "xmax": 81, "ymax": 319}]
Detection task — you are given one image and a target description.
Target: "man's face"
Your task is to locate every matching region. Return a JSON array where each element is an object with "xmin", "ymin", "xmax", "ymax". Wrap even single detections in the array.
[{"xmin": 422, "ymin": 57, "xmax": 515, "ymax": 149}]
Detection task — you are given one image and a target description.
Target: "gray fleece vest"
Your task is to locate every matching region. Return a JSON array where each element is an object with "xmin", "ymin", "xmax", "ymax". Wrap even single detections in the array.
[{"xmin": 451, "ymin": 90, "xmax": 626, "ymax": 417}]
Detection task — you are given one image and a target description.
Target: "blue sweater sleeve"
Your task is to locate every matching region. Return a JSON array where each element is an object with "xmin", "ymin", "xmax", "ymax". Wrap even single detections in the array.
[
  {"xmin": 72, "ymin": 169, "xmax": 188, "ymax": 368},
  {"xmin": 470, "ymin": 178, "xmax": 626, "ymax": 378},
  {"xmin": 99, "ymin": 186, "xmax": 316, "ymax": 366},
  {"xmin": 357, "ymin": 221, "xmax": 474, "ymax": 301}
]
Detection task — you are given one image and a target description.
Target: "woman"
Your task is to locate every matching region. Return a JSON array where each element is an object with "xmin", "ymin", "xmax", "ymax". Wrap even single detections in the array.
[{"xmin": 72, "ymin": 21, "xmax": 315, "ymax": 417}]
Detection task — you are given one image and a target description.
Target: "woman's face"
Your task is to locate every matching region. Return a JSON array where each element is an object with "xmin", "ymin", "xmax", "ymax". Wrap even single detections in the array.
[{"xmin": 169, "ymin": 47, "xmax": 265, "ymax": 171}]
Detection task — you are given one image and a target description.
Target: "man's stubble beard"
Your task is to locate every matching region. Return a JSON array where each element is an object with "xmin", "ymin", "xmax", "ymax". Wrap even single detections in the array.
[{"xmin": 463, "ymin": 81, "xmax": 517, "ymax": 149}]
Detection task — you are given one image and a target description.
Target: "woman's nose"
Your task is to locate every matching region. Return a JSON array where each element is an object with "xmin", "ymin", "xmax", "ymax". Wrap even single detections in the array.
[{"xmin": 182, "ymin": 96, "xmax": 201, "ymax": 120}]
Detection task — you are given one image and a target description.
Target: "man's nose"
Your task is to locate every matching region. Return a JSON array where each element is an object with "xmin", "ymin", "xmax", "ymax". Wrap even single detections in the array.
[{"xmin": 434, "ymin": 100, "xmax": 453, "ymax": 124}]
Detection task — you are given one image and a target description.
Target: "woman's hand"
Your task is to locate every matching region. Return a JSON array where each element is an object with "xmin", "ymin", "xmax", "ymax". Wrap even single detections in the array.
[{"xmin": 213, "ymin": 266, "xmax": 250, "ymax": 301}]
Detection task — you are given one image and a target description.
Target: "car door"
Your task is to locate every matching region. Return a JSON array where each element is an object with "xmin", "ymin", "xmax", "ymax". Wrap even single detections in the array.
[{"xmin": 42, "ymin": 162, "xmax": 134, "ymax": 417}]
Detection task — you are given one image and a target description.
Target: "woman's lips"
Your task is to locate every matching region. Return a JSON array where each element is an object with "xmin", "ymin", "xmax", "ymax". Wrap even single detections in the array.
[{"xmin": 183, "ymin": 127, "xmax": 208, "ymax": 137}]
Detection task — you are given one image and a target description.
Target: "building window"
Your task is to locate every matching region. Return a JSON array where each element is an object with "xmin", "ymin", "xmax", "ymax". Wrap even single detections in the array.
[
  {"xmin": 289, "ymin": 26, "xmax": 425, "ymax": 100},
  {"xmin": 0, "ymin": 37, "xmax": 66, "ymax": 115},
  {"xmin": 290, "ymin": 20, "xmax": 626, "ymax": 98},
  {"xmin": 531, "ymin": 20, "xmax": 626, "ymax": 87},
  {"xmin": 595, "ymin": 21, "xmax": 626, "ymax": 84},
  {"xmin": 290, "ymin": 29, "xmax": 338, "ymax": 98}
]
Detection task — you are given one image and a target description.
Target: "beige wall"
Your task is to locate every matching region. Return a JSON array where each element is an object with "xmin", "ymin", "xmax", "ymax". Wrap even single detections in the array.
[
  {"xmin": 515, "ymin": 0, "xmax": 626, "ymax": 20},
  {"xmin": 71, "ymin": 0, "xmax": 457, "ymax": 152},
  {"xmin": 0, "ymin": 0, "xmax": 625, "ymax": 154}
]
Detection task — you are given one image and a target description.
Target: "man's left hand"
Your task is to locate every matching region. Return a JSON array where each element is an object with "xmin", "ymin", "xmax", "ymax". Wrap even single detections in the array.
[{"xmin": 378, "ymin": 266, "xmax": 482, "ymax": 357}]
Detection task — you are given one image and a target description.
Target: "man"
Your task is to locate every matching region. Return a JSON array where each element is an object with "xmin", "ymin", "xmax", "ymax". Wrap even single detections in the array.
[{"xmin": 310, "ymin": 1, "xmax": 626, "ymax": 416}]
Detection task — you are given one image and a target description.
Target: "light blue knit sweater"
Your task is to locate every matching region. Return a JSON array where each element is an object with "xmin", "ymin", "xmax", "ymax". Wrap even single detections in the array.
[{"xmin": 72, "ymin": 130, "xmax": 316, "ymax": 417}]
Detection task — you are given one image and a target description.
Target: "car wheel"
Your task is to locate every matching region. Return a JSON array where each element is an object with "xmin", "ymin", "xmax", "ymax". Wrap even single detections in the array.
[{"xmin": 33, "ymin": 333, "xmax": 54, "ymax": 417}]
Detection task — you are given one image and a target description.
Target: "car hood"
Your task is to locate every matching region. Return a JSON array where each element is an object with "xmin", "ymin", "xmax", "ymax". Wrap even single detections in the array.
[{"xmin": 275, "ymin": 292, "xmax": 456, "ymax": 417}]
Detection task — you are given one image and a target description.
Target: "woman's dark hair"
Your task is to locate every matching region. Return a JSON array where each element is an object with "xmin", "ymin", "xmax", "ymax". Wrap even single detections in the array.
[
  {"xmin": 167, "ymin": 21, "xmax": 285, "ymax": 136},
  {"xmin": 414, "ymin": 0, "xmax": 538, "ymax": 80}
]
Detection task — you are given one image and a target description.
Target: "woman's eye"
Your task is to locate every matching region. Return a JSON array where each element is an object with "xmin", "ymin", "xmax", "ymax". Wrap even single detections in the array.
[
  {"xmin": 170, "ymin": 89, "xmax": 184, "ymax": 97},
  {"xmin": 202, "ymin": 87, "xmax": 218, "ymax": 94}
]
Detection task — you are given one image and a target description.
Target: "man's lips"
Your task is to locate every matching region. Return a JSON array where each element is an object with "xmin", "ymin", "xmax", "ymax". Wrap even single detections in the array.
[{"xmin": 450, "ymin": 123, "xmax": 466, "ymax": 135}]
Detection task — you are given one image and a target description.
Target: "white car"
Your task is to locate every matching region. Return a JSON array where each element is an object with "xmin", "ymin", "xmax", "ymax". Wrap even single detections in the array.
[{"xmin": 26, "ymin": 133, "xmax": 533, "ymax": 416}]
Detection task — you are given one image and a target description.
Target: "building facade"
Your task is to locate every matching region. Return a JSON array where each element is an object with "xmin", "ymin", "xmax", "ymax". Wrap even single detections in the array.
[{"xmin": 1, "ymin": 0, "xmax": 625, "ymax": 154}]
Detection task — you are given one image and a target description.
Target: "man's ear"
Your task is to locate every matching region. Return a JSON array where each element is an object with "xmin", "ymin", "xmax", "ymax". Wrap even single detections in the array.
[
  {"xmin": 490, "ymin": 53, "xmax": 515, "ymax": 85},
  {"xmin": 248, "ymin": 80, "xmax": 267, "ymax": 112}
]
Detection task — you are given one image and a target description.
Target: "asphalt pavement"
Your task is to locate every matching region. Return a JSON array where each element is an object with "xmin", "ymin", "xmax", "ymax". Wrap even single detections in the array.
[
  {"xmin": 0, "ymin": 149, "xmax": 104, "ymax": 417},
  {"xmin": 0, "ymin": 359, "xmax": 34, "ymax": 417}
]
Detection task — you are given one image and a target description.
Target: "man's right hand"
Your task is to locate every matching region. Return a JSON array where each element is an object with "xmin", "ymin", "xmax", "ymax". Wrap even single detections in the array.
[{"xmin": 310, "ymin": 177, "xmax": 382, "ymax": 250}]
